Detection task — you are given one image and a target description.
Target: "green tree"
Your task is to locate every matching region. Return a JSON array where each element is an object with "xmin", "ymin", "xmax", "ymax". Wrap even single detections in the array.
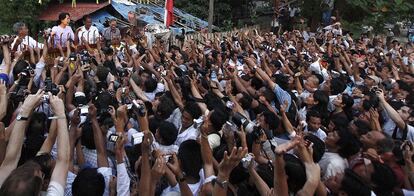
[
  {"xmin": 342, "ymin": 0, "xmax": 414, "ymax": 33},
  {"xmin": 0, "ymin": 0, "xmax": 52, "ymax": 34},
  {"xmin": 175, "ymin": 0, "xmax": 251, "ymax": 29},
  {"xmin": 300, "ymin": 0, "xmax": 414, "ymax": 33}
]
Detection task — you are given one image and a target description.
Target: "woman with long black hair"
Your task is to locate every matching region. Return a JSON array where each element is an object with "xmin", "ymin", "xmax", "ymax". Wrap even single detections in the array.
[{"xmin": 51, "ymin": 12, "xmax": 74, "ymax": 47}]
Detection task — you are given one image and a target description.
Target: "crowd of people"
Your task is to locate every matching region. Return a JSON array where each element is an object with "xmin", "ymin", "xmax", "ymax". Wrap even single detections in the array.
[{"xmin": 0, "ymin": 10, "xmax": 413, "ymax": 196}]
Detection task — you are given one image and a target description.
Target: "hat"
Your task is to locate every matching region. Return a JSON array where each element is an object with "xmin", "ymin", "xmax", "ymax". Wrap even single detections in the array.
[{"xmin": 367, "ymin": 75, "xmax": 382, "ymax": 85}]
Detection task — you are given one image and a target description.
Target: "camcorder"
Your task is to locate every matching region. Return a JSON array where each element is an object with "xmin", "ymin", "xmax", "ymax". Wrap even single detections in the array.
[
  {"xmin": 131, "ymin": 132, "xmax": 144, "ymax": 145},
  {"xmin": 69, "ymin": 53, "xmax": 77, "ymax": 61},
  {"xmin": 79, "ymin": 50, "xmax": 91, "ymax": 65},
  {"xmin": 132, "ymin": 100, "xmax": 146, "ymax": 117},
  {"xmin": 231, "ymin": 112, "xmax": 258, "ymax": 134},
  {"xmin": 44, "ymin": 77, "xmax": 59, "ymax": 96},
  {"xmin": 9, "ymin": 65, "xmax": 35, "ymax": 103},
  {"xmin": 117, "ymin": 67, "xmax": 129, "ymax": 78}
]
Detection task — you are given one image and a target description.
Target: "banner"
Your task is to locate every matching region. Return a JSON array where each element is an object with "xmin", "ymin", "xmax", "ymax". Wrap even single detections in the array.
[{"xmin": 164, "ymin": 0, "xmax": 174, "ymax": 28}]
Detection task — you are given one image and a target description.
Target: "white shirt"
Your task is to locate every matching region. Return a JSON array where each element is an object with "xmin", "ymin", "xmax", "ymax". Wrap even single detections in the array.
[
  {"xmin": 116, "ymin": 163, "xmax": 130, "ymax": 196},
  {"xmin": 162, "ymin": 169, "xmax": 205, "ymax": 196},
  {"xmin": 166, "ymin": 108, "xmax": 182, "ymax": 130},
  {"xmin": 319, "ymin": 152, "xmax": 348, "ymax": 181},
  {"xmin": 153, "ymin": 140, "xmax": 179, "ymax": 155},
  {"xmin": 144, "ymin": 82, "xmax": 165, "ymax": 101},
  {"xmin": 175, "ymin": 124, "xmax": 199, "ymax": 147},
  {"xmin": 382, "ymin": 110, "xmax": 414, "ymax": 142},
  {"xmin": 309, "ymin": 59, "xmax": 329, "ymax": 81},
  {"xmin": 65, "ymin": 167, "xmax": 112, "ymax": 196},
  {"xmin": 78, "ymin": 25, "xmax": 100, "ymax": 44},
  {"xmin": 303, "ymin": 121, "xmax": 327, "ymax": 141},
  {"xmin": 46, "ymin": 181, "xmax": 65, "ymax": 196},
  {"xmin": 11, "ymin": 35, "xmax": 44, "ymax": 51}
]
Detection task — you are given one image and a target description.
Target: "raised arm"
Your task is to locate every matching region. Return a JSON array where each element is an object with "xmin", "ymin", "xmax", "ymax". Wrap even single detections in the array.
[
  {"xmin": 0, "ymin": 81, "xmax": 7, "ymax": 121},
  {"xmin": 88, "ymin": 104, "xmax": 109, "ymax": 168},
  {"xmin": 199, "ymin": 121, "xmax": 215, "ymax": 195},
  {"xmin": 377, "ymin": 90, "xmax": 405, "ymax": 130},
  {"xmin": 139, "ymin": 131, "xmax": 152, "ymax": 196},
  {"xmin": 213, "ymin": 147, "xmax": 247, "ymax": 196},
  {"xmin": 0, "ymin": 123, "xmax": 6, "ymax": 165},
  {"xmin": 245, "ymin": 57, "xmax": 276, "ymax": 89},
  {"xmin": 129, "ymin": 78, "xmax": 150, "ymax": 102},
  {"xmin": 115, "ymin": 133, "xmax": 130, "ymax": 196},
  {"xmin": 189, "ymin": 77, "xmax": 208, "ymax": 114},
  {"xmin": 37, "ymin": 120, "xmax": 58, "ymax": 155},
  {"xmin": 248, "ymin": 157, "xmax": 272, "ymax": 196},
  {"xmin": 48, "ymin": 94, "xmax": 70, "ymax": 189},
  {"xmin": 280, "ymin": 100, "xmax": 295, "ymax": 136},
  {"xmin": 0, "ymin": 90, "xmax": 44, "ymax": 186},
  {"xmin": 1, "ymin": 44, "xmax": 12, "ymax": 76},
  {"xmin": 166, "ymin": 76, "xmax": 184, "ymax": 110}
]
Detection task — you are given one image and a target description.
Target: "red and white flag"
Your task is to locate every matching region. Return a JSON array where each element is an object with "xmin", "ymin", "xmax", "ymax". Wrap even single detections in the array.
[{"xmin": 164, "ymin": 0, "xmax": 174, "ymax": 28}]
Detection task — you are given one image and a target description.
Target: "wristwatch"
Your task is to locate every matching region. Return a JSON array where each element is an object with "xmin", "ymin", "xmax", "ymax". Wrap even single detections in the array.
[
  {"xmin": 213, "ymin": 178, "xmax": 229, "ymax": 189},
  {"xmin": 16, "ymin": 114, "xmax": 29, "ymax": 121}
]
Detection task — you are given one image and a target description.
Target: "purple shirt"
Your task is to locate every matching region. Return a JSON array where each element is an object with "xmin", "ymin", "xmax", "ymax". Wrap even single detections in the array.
[{"xmin": 51, "ymin": 25, "xmax": 74, "ymax": 47}]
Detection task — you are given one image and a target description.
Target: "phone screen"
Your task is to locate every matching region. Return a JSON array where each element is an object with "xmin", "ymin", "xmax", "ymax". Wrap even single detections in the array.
[{"xmin": 109, "ymin": 134, "xmax": 118, "ymax": 142}]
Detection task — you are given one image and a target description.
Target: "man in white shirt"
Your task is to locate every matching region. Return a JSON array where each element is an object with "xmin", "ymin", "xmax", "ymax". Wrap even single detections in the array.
[
  {"xmin": 77, "ymin": 15, "xmax": 100, "ymax": 45},
  {"xmin": 174, "ymin": 102, "xmax": 203, "ymax": 147},
  {"xmin": 304, "ymin": 110, "xmax": 327, "ymax": 141},
  {"xmin": 11, "ymin": 22, "xmax": 43, "ymax": 51},
  {"xmin": 153, "ymin": 121, "xmax": 179, "ymax": 155}
]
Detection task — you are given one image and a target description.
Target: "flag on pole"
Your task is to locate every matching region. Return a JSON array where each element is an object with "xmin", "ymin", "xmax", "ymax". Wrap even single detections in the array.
[{"xmin": 164, "ymin": 0, "xmax": 174, "ymax": 28}]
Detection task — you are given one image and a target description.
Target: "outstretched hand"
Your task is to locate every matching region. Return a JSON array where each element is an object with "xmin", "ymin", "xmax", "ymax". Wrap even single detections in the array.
[
  {"xmin": 21, "ymin": 90, "xmax": 44, "ymax": 112},
  {"xmin": 49, "ymin": 93, "xmax": 65, "ymax": 116},
  {"xmin": 218, "ymin": 147, "xmax": 248, "ymax": 178}
]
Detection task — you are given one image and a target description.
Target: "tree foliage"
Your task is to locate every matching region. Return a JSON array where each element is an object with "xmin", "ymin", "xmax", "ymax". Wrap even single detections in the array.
[
  {"xmin": 300, "ymin": 0, "xmax": 414, "ymax": 33},
  {"xmin": 174, "ymin": 0, "xmax": 252, "ymax": 29},
  {"xmin": 343, "ymin": 0, "xmax": 414, "ymax": 32},
  {"xmin": 0, "ymin": 0, "xmax": 52, "ymax": 34}
]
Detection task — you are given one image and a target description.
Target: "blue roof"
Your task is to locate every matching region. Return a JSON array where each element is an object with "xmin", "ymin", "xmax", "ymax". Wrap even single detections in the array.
[
  {"xmin": 90, "ymin": 10, "xmax": 116, "ymax": 31},
  {"xmin": 110, "ymin": 1, "xmax": 210, "ymax": 34}
]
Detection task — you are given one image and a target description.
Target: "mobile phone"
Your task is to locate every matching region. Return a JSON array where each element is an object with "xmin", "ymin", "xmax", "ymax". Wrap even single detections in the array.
[
  {"xmin": 109, "ymin": 134, "xmax": 119, "ymax": 143},
  {"xmin": 131, "ymin": 132, "xmax": 144, "ymax": 145}
]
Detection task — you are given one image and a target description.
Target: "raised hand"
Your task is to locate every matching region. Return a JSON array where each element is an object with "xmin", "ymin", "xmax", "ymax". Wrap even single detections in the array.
[
  {"xmin": 21, "ymin": 90, "xmax": 44, "ymax": 112},
  {"xmin": 49, "ymin": 93, "xmax": 65, "ymax": 116},
  {"xmin": 280, "ymin": 100, "xmax": 289, "ymax": 113},
  {"xmin": 166, "ymin": 153, "xmax": 182, "ymax": 177},
  {"xmin": 141, "ymin": 131, "xmax": 153, "ymax": 154},
  {"xmin": 218, "ymin": 147, "xmax": 248, "ymax": 178},
  {"xmin": 402, "ymin": 141, "xmax": 414, "ymax": 163},
  {"xmin": 151, "ymin": 156, "xmax": 167, "ymax": 181},
  {"xmin": 88, "ymin": 104, "xmax": 98, "ymax": 119},
  {"xmin": 275, "ymin": 135, "xmax": 301, "ymax": 155},
  {"xmin": 0, "ymin": 79, "xmax": 6, "ymax": 96},
  {"xmin": 375, "ymin": 89, "xmax": 385, "ymax": 102},
  {"xmin": 296, "ymin": 138, "xmax": 314, "ymax": 163},
  {"xmin": 369, "ymin": 108, "xmax": 379, "ymax": 121}
]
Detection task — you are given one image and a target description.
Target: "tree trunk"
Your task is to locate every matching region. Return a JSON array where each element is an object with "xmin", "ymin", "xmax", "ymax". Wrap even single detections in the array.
[{"xmin": 208, "ymin": 0, "xmax": 214, "ymax": 32}]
